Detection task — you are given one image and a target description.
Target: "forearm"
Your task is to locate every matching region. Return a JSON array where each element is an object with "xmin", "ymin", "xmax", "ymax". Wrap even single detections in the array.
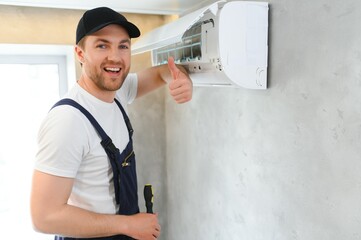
[
  {"xmin": 32, "ymin": 202, "xmax": 129, "ymax": 238},
  {"xmin": 31, "ymin": 170, "xmax": 160, "ymax": 239},
  {"xmin": 31, "ymin": 171, "xmax": 130, "ymax": 238}
]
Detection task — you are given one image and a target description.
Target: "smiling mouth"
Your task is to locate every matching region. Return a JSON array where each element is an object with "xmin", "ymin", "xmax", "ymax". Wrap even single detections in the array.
[{"xmin": 104, "ymin": 67, "xmax": 121, "ymax": 73}]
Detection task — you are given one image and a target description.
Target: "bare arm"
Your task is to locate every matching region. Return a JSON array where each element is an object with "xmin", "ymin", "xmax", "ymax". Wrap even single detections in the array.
[
  {"xmin": 30, "ymin": 170, "xmax": 160, "ymax": 239},
  {"xmin": 136, "ymin": 57, "xmax": 193, "ymax": 103}
]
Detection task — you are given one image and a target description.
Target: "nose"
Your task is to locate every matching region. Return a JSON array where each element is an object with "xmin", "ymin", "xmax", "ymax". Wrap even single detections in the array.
[{"xmin": 107, "ymin": 47, "xmax": 122, "ymax": 62}]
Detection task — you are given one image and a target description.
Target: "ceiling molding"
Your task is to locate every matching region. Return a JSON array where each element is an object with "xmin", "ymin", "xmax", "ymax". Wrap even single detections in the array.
[{"xmin": 0, "ymin": 0, "xmax": 215, "ymax": 15}]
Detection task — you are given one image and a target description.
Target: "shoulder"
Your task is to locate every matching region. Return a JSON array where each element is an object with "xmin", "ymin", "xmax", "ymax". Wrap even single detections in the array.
[
  {"xmin": 35, "ymin": 104, "xmax": 91, "ymax": 177},
  {"xmin": 116, "ymin": 73, "xmax": 138, "ymax": 104},
  {"xmin": 123, "ymin": 73, "xmax": 138, "ymax": 91},
  {"xmin": 39, "ymin": 104, "xmax": 91, "ymax": 144},
  {"xmin": 126, "ymin": 73, "xmax": 138, "ymax": 82}
]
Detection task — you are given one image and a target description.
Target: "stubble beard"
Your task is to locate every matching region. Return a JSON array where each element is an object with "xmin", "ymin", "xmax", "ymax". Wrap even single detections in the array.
[{"xmin": 88, "ymin": 65, "xmax": 129, "ymax": 91}]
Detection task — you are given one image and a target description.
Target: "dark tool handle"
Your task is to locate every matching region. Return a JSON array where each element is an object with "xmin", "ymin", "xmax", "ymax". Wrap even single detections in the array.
[{"xmin": 144, "ymin": 184, "xmax": 153, "ymax": 214}]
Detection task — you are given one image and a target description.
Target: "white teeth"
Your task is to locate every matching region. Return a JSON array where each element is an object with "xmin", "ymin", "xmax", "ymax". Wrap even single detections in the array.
[{"xmin": 105, "ymin": 67, "xmax": 120, "ymax": 72}]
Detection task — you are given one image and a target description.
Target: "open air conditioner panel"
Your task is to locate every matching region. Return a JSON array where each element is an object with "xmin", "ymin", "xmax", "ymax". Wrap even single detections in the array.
[
  {"xmin": 131, "ymin": 2, "xmax": 220, "ymax": 55},
  {"xmin": 153, "ymin": 22, "xmax": 202, "ymax": 66},
  {"xmin": 132, "ymin": 1, "xmax": 269, "ymax": 89}
]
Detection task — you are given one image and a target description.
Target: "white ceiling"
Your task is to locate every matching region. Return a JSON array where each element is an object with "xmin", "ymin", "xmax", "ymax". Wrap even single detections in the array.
[{"xmin": 0, "ymin": 0, "xmax": 216, "ymax": 15}]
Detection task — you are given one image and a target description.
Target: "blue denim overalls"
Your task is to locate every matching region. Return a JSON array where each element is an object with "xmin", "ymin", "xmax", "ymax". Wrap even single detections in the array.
[{"xmin": 52, "ymin": 98, "xmax": 139, "ymax": 240}]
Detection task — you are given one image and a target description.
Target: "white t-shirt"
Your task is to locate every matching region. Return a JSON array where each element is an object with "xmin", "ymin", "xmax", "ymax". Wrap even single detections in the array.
[{"xmin": 34, "ymin": 74, "xmax": 138, "ymax": 214}]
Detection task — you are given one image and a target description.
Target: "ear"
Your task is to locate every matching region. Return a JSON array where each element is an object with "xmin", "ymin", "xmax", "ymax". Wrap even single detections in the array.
[{"xmin": 75, "ymin": 45, "xmax": 84, "ymax": 64}]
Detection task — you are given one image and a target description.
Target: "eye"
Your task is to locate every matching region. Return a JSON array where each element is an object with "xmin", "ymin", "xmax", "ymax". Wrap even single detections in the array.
[
  {"xmin": 119, "ymin": 44, "xmax": 129, "ymax": 50},
  {"xmin": 96, "ymin": 44, "xmax": 107, "ymax": 49}
]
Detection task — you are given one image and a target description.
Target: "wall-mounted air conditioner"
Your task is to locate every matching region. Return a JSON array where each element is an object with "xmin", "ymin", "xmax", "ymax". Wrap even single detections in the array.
[{"xmin": 132, "ymin": 1, "xmax": 269, "ymax": 89}]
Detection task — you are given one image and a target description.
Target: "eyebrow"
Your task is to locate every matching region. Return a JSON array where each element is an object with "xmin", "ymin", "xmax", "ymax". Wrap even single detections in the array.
[{"xmin": 95, "ymin": 38, "xmax": 131, "ymax": 45}]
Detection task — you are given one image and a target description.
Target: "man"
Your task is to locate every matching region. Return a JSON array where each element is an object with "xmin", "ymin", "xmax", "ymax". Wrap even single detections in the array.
[{"xmin": 30, "ymin": 7, "xmax": 192, "ymax": 240}]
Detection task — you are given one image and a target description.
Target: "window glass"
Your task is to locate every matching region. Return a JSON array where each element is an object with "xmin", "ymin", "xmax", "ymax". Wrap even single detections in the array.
[{"xmin": 0, "ymin": 63, "xmax": 62, "ymax": 239}]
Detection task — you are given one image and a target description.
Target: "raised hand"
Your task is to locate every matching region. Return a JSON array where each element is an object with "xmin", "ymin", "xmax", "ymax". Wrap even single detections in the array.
[{"xmin": 167, "ymin": 56, "xmax": 193, "ymax": 103}]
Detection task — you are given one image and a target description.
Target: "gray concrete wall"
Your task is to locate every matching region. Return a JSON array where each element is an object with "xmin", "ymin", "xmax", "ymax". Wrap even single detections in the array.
[
  {"xmin": 129, "ymin": 87, "xmax": 168, "ymax": 238},
  {"xmin": 161, "ymin": 0, "xmax": 361, "ymax": 239}
]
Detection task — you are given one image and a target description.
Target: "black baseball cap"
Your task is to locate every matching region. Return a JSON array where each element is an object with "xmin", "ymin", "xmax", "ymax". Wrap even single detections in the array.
[{"xmin": 76, "ymin": 7, "xmax": 141, "ymax": 44}]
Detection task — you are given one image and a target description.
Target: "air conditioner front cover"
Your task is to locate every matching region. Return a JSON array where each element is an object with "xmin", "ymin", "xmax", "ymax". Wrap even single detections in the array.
[{"xmin": 132, "ymin": 1, "xmax": 224, "ymax": 55}]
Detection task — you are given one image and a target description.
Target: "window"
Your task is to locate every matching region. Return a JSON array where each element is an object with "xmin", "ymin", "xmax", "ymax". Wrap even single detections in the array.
[{"xmin": 0, "ymin": 44, "xmax": 76, "ymax": 239}]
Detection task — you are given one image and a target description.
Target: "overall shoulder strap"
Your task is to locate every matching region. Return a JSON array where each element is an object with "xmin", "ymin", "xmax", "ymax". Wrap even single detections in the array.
[
  {"xmin": 51, "ymin": 98, "xmax": 122, "ymax": 205},
  {"xmin": 114, "ymin": 98, "xmax": 134, "ymax": 138},
  {"xmin": 52, "ymin": 98, "xmax": 108, "ymax": 140},
  {"xmin": 51, "ymin": 98, "xmax": 120, "ymax": 158}
]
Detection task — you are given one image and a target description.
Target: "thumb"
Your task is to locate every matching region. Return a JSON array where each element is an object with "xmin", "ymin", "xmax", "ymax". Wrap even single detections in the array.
[{"xmin": 167, "ymin": 56, "xmax": 179, "ymax": 81}]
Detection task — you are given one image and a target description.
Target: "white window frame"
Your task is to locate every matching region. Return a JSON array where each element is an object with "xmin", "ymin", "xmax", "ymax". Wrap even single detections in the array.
[{"xmin": 0, "ymin": 43, "xmax": 76, "ymax": 96}]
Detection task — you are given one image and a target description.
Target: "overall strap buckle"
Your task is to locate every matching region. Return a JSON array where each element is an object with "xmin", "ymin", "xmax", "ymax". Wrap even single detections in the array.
[{"xmin": 101, "ymin": 137, "xmax": 119, "ymax": 157}]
